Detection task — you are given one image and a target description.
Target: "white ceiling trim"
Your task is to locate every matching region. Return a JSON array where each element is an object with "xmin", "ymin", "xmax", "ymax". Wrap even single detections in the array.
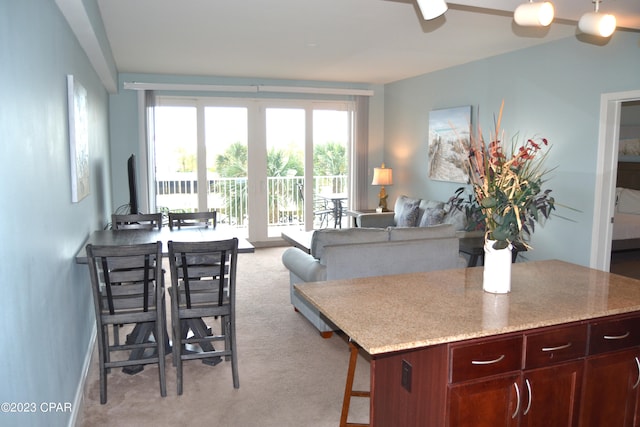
[{"xmin": 123, "ymin": 82, "xmax": 374, "ymax": 97}]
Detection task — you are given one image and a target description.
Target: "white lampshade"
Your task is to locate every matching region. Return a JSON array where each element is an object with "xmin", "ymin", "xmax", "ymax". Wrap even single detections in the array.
[
  {"xmin": 579, "ymin": 12, "xmax": 617, "ymax": 37},
  {"xmin": 514, "ymin": 1, "xmax": 554, "ymax": 27},
  {"xmin": 371, "ymin": 165, "xmax": 393, "ymax": 186},
  {"xmin": 416, "ymin": 0, "xmax": 448, "ymax": 20}
]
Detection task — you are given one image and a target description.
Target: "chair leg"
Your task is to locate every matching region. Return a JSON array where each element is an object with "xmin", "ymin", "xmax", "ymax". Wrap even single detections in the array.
[
  {"xmin": 340, "ymin": 341, "xmax": 370, "ymax": 427},
  {"xmin": 98, "ymin": 327, "xmax": 108, "ymax": 404},
  {"xmin": 155, "ymin": 316, "xmax": 167, "ymax": 398},
  {"xmin": 230, "ymin": 316, "xmax": 239, "ymax": 389}
]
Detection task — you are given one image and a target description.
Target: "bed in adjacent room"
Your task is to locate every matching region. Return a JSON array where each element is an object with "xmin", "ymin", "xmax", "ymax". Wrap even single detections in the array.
[{"xmin": 613, "ymin": 159, "xmax": 640, "ymax": 251}]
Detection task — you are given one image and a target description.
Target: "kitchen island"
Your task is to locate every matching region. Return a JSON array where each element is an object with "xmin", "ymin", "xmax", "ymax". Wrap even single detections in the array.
[{"xmin": 295, "ymin": 260, "xmax": 640, "ymax": 426}]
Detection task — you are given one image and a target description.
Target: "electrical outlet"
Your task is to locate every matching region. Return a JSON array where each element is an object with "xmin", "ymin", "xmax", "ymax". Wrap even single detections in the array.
[{"xmin": 401, "ymin": 359, "xmax": 412, "ymax": 392}]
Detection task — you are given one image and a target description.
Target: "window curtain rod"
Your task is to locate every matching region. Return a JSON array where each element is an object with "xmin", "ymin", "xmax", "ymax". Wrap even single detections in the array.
[{"xmin": 123, "ymin": 81, "xmax": 374, "ymax": 97}]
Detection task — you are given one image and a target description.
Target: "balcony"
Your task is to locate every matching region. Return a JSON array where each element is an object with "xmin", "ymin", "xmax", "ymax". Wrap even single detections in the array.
[{"xmin": 155, "ymin": 173, "xmax": 348, "ymax": 230}]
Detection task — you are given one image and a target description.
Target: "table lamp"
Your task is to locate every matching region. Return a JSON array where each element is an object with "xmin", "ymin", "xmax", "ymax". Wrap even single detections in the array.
[{"xmin": 371, "ymin": 163, "xmax": 393, "ymax": 211}]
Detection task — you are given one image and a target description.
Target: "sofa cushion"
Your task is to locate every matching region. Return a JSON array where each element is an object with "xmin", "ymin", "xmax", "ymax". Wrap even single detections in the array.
[
  {"xmin": 311, "ymin": 228, "xmax": 389, "ymax": 261},
  {"xmin": 443, "ymin": 204, "xmax": 467, "ymax": 231},
  {"xmin": 418, "ymin": 200, "xmax": 446, "ymax": 227},
  {"xmin": 388, "ymin": 223, "xmax": 455, "ymax": 241},
  {"xmin": 394, "ymin": 196, "xmax": 421, "ymax": 227}
]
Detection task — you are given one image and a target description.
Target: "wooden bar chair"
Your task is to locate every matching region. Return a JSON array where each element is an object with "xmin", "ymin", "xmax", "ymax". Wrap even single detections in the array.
[
  {"xmin": 168, "ymin": 211, "xmax": 217, "ymax": 230},
  {"xmin": 85, "ymin": 241, "xmax": 167, "ymax": 404},
  {"xmin": 340, "ymin": 340, "xmax": 370, "ymax": 427},
  {"xmin": 112, "ymin": 213, "xmax": 163, "ymax": 230},
  {"xmin": 167, "ymin": 238, "xmax": 239, "ymax": 395}
]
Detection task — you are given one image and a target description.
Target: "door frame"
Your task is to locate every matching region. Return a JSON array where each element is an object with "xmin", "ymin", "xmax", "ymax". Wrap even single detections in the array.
[{"xmin": 590, "ymin": 89, "xmax": 640, "ymax": 271}]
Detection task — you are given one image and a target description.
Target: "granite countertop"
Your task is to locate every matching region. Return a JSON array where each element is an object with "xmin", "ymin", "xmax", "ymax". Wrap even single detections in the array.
[{"xmin": 295, "ymin": 260, "xmax": 640, "ymax": 355}]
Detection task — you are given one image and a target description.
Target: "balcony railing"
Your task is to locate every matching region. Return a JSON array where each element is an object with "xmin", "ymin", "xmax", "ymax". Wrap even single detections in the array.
[{"xmin": 155, "ymin": 173, "xmax": 348, "ymax": 228}]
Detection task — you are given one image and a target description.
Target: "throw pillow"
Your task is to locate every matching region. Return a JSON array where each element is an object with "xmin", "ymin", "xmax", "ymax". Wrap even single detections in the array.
[
  {"xmin": 419, "ymin": 207, "xmax": 446, "ymax": 227},
  {"xmin": 396, "ymin": 200, "xmax": 420, "ymax": 227}
]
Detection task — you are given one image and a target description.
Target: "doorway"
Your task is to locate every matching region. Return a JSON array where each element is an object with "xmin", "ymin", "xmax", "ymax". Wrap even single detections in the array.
[{"xmin": 591, "ymin": 90, "xmax": 640, "ymax": 271}]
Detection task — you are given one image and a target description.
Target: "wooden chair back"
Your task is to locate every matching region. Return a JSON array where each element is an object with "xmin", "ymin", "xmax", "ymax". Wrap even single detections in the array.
[
  {"xmin": 85, "ymin": 241, "xmax": 167, "ymax": 403},
  {"xmin": 112, "ymin": 213, "xmax": 163, "ymax": 230},
  {"xmin": 167, "ymin": 238, "xmax": 239, "ymax": 394},
  {"xmin": 168, "ymin": 211, "xmax": 217, "ymax": 230}
]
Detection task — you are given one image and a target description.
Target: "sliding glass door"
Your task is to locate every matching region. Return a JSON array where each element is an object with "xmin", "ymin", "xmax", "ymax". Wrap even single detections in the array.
[{"xmin": 153, "ymin": 97, "xmax": 353, "ymax": 242}]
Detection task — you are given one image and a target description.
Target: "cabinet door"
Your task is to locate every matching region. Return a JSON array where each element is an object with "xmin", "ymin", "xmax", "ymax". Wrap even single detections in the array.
[
  {"xmin": 447, "ymin": 373, "xmax": 521, "ymax": 427},
  {"xmin": 521, "ymin": 361, "xmax": 583, "ymax": 427},
  {"xmin": 580, "ymin": 348, "xmax": 640, "ymax": 427}
]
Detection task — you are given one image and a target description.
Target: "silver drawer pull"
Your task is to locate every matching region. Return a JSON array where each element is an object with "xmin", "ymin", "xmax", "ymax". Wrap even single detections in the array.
[
  {"xmin": 542, "ymin": 342, "xmax": 572, "ymax": 352},
  {"xmin": 471, "ymin": 354, "xmax": 505, "ymax": 365},
  {"xmin": 604, "ymin": 332, "xmax": 630, "ymax": 340},
  {"xmin": 634, "ymin": 357, "xmax": 640, "ymax": 390},
  {"xmin": 512, "ymin": 382, "xmax": 521, "ymax": 419}
]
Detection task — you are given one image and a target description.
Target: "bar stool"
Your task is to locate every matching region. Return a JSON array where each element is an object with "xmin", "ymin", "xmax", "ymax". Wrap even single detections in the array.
[{"xmin": 340, "ymin": 340, "xmax": 370, "ymax": 427}]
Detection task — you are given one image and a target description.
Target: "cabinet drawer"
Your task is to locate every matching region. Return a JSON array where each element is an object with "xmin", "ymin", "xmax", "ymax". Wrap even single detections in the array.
[
  {"xmin": 450, "ymin": 335, "xmax": 523, "ymax": 383},
  {"xmin": 525, "ymin": 323, "xmax": 588, "ymax": 369},
  {"xmin": 589, "ymin": 315, "xmax": 640, "ymax": 355}
]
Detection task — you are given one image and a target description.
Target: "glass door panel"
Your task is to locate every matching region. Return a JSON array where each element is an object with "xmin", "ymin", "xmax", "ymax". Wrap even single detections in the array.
[
  {"xmin": 154, "ymin": 105, "xmax": 198, "ymax": 214},
  {"xmin": 313, "ymin": 109, "xmax": 350, "ymax": 228},
  {"xmin": 265, "ymin": 108, "xmax": 305, "ymax": 238},
  {"xmin": 205, "ymin": 106, "xmax": 248, "ymax": 235}
]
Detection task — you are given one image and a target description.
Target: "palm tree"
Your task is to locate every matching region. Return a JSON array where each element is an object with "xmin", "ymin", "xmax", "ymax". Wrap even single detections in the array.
[
  {"xmin": 314, "ymin": 142, "xmax": 347, "ymax": 192},
  {"xmin": 215, "ymin": 142, "xmax": 247, "ymax": 177}
]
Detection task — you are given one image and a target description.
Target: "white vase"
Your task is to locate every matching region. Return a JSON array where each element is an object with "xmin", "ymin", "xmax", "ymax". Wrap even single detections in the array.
[{"xmin": 483, "ymin": 239, "xmax": 512, "ymax": 293}]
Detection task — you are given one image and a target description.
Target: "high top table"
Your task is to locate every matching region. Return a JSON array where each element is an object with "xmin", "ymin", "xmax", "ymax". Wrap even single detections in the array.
[
  {"xmin": 296, "ymin": 260, "xmax": 640, "ymax": 426},
  {"xmin": 76, "ymin": 226, "xmax": 254, "ymax": 373},
  {"xmin": 75, "ymin": 226, "xmax": 254, "ymax": 263}
]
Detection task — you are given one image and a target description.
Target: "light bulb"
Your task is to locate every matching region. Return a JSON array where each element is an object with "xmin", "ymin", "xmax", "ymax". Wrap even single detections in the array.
[
  {"xmin": 514, "ymin": 2, "xmax": 555, "ymax": 27},
  {"xmin": 579, "ymin": 12, "xmax": 617, "ymax": 37}
]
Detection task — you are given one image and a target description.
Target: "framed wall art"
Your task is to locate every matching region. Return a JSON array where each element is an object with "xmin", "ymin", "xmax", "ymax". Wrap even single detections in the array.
[
  {"xmin": 428, "ymin": 105, "xmax": 471, "ymax": 183},
  {"xmin": 67, "ymin": 74, "xmax": 90, "ymax": 202}
]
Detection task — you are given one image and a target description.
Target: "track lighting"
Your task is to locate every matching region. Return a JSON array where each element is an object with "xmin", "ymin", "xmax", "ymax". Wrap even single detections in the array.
[
  {"xmin": 579, "ymin": 0, "xmax": 616, "ymax": 37},
  {"xmin": 416, "ymin": 0, "xmax": 448, "ymax": 20},
  {"xmin": 514, "ymin": 1, "xmax": 555, "ymax": 27}
]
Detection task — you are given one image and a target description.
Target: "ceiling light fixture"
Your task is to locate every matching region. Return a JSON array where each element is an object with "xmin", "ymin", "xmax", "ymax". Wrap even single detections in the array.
[
  {"xmin": 514, "ymin": 0, "xmax": 555, "ymax": 26},
  {"xmin": 416, "ymin": 0, "xmax": 448, "ymax": 20},
  {"xmin": 578, "ymin": 0, "xmax": 617, "ymax": 37}
]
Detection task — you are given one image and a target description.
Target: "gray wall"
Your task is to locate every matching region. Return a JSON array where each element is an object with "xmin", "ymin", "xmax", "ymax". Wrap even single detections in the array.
[
  {"xmin": 0, "ymin": 0, "xmax": 111, "ymax": 425},
  {"xmin": 383, "ymin": 31, "xmax": 640, "ymax": 266}
]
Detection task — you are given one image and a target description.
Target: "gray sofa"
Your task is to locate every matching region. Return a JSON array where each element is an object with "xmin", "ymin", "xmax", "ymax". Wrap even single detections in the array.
[
  {"xmin": 282, "ymin": 224, "xmax": 466, "ymax": 337},
  {"xmin": 357, "ymin": 194, "xmax": 467, "ymax": 230}
]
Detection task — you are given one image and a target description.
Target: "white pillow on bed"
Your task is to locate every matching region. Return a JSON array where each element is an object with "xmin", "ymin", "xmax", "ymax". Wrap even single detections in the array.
[{"xmin": 618, "ymin": 188, "xmax": 640, "ymax": 214}]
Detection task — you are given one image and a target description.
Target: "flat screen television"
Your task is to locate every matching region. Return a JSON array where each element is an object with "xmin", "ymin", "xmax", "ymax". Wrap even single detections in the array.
[{"xmin": 127, "ymin": 154, "xmax": 139, "ymax": 214}]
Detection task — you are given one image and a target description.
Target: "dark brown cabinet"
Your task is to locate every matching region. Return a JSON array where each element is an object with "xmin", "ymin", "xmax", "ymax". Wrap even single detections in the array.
[
  {"xmin": 371, "ymin": 320, "xmax": 597, "ymax": 426},
  {"xmin": 446, "ymin": 325, "xmax": 585, "ymax": 427},
  {"xmin": 579, "ymin": 315, "xmax": 640, "ymax": 427},
  {"xmin": 521, "ymin": 361, "xmax": 583, "ymax": 427}
]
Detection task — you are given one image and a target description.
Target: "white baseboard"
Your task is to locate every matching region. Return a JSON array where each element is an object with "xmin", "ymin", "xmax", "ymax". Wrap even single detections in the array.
[{"xmin": 68, "ymin": 323, "xmax": 96, "ymax": 427}]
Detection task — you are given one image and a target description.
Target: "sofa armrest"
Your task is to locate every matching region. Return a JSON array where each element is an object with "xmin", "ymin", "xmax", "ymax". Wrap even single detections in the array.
[
  {"xmin": 282, "ymin": 247, "xmax": 327, "ymax": 283},
  {"xmin": 356, "ymin": 212, "xmax": 395, "ymax": 228}
]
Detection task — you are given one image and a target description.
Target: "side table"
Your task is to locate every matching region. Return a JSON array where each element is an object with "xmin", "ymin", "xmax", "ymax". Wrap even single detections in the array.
[
  {"xmin": 458, "ymin": 237, "xmax": 526, "ymax": 267},
  {"xmin": 345, "ymin": 209, "xmax": 392, "ymax": 227}
]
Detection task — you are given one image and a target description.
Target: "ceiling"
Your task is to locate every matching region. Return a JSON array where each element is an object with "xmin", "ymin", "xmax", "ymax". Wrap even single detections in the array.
[{"xmin": 94, "ymin": 0, "xmax": 640, "ymax": 85}]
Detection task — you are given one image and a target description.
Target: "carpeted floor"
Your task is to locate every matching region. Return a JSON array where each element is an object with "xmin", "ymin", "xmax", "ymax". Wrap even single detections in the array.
[{"xmin": 77, "ymin": 246, "xmax": 370, "ymax": 427}]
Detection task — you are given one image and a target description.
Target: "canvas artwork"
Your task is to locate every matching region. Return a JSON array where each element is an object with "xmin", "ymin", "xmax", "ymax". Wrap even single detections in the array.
[
  {"xmin": 67, "ymin": 75, "xmax": 90, "ymax": 202},
  {"xmin": 428, "ymin": 106, "xmax": 471, "ymax": 183}
]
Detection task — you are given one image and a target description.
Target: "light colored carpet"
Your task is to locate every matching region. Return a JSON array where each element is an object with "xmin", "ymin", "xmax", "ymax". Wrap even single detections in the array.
[{"xmin": 77, "ymin": 246, "xmax": 370, "ymax": 427}]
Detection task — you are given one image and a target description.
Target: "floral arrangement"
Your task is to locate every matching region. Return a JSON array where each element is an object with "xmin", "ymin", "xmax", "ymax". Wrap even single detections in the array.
[{"xmin": 466, "ymin": 102, "xmax": 556, "ymax": 250}]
